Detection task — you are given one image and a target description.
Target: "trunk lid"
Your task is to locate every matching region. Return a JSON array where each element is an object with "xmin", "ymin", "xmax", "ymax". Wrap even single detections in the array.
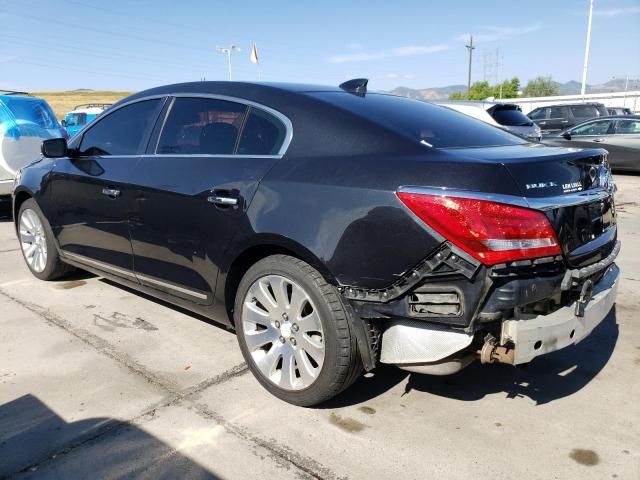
[{"xmin": 451, "ymin": 144, "xmax": 616, "ymax": 268}]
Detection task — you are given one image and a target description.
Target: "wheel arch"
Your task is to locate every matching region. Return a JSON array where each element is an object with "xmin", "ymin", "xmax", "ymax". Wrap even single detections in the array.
[
  {"xmin": 12, "ymin": 187, "xmax": 35, "ymax": 231},
  {"xmin": 220, "ymin": 234, "xmax": 338, "ymax": 327}
]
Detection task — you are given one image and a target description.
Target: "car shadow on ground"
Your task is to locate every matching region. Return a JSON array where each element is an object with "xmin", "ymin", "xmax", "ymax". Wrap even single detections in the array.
[
  {"xmin": 0, "ymin": 394, "xmax": 218, "ymax": 479},
  {"xmin": 325, "ymin": 307, "xmax": 619, "ymax": 408}
]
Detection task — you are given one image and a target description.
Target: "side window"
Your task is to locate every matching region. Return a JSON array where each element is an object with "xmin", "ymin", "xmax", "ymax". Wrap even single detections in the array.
[
  {"xmin": 79, "ymin": 99, "xmax": 161, "ymax": 156},
  {"xmin": 570, "ymin": 105, "xmax": 597, "ymax": 118},
  {"xmin": 571, "ymin": 120, "xmax": 613, "ymax": 136},
  {"xmin": 237, "ymin": 108, "xmax": 287, "ymax": 155},
  {"xmin": 549, "ymin": 107, "xmax": 566, "ymax": 119},
  {"xmin": 157, "ymin": 98, "xmax": 247, "ymax": 155},
  {"xmin": 528, "ymin": 108, "xmax": 545, "ymax": 120},
  {"xmin": 615, "ymin": 120, "xmax": 640, "ymax": 134}
]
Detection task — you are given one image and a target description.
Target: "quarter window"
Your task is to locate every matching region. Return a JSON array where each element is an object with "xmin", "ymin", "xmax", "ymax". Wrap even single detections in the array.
[
  {"xmin": 615, "ymin": 120, "xmax": 640, "ymax": 134},
  {"xmin": 79, "ymin": 99, "xmax": 161, "ymax": 156},
  {"xmin": 571, "ymin": 120, "xmax": 613, "ymax": 136},
  {"xmin": 157, "ymin": 98, "xmax": 247, "ymax": 155},
  {"xmin": 570, "ymin": 105, "xmax": 598, "ymax": 118},
  {"xmin": 237, "ymin": 108, "xmax": 287, "ymax": 155}
]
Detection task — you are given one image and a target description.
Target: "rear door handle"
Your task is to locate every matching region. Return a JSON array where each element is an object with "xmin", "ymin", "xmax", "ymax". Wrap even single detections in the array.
[
  {"xmin": 207, "ymin": 195, "xmax": 238, "ymax": 206},
  {"xmin": 102, "ymin": 187, "xmax": 121, "ymax": 198}
]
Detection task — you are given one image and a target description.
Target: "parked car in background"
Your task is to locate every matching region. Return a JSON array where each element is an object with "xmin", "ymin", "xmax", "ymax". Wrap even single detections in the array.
[
  {"xmin": 528, "ymin": 102, "xmax": 609, "ymax": 134},
  {"xmin": 543, "ymin": 115, "xmax": 640, "ymax": 172},
  {"xmin": 607, "ymin": 107, "xmax": 633, "ymax": 116},
  {"xmin": 438, "ymin": 101, "xmax": 541, "ymax": 141},
  {"xmin": 0, "ymin": 91, "xmax": 66, "ymax": 199},
  {"xmin": 13, "ymin": 80, "xmax": 619, "ymax": 406},
  {"xmin": 62, "ymin": 103, "xmax": 111, "ymax": 137}
]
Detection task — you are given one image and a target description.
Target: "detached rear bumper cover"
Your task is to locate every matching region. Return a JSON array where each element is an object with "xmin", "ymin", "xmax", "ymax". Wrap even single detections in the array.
[{"xmin": 501, "ymin": 264, "xmax": 619, "ymax": 364}]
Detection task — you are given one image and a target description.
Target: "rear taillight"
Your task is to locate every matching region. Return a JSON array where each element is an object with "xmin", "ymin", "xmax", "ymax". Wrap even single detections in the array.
[{"xmin": 397, "ymin": 192, "xmax": 561, "ymax": 265}]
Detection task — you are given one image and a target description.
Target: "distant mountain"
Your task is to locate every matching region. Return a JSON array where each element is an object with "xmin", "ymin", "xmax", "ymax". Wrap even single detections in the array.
[{"xmin": 388, "ymin": 79, "xmax": 640, "ymax": 100}]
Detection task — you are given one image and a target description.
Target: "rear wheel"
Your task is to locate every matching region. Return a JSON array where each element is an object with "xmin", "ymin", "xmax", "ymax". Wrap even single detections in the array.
[
  {"xmin": 18, "ymin": 199, "xmax": 75, "ymax": 280},
  {"xmin": 234, "ymin": 255, "xmax": 362, "ymax": 406}
]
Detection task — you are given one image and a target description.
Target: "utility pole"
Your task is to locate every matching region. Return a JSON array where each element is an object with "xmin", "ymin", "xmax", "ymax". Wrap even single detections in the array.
[
  {"xmin": 466, "ymin": 35, "xmax": 475, "ymax": 94},
  {"xmin": 581, "ymin": 0, "xmax": 594, "ymax": 98},
  {"xmin": 216, "ymin": 45, "xmax": 241, "ymax": 81}
]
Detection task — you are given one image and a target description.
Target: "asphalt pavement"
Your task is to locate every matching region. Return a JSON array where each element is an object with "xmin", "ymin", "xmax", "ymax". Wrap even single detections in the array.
[{"xmin": 0, "ymin": 175, "xmax": 639, "ymax": 479}]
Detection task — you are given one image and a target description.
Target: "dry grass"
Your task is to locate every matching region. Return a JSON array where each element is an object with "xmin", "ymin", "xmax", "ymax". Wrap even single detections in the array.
[{"xmin": 32, "ymin": 90, "xmax": 134, "ymax": 119}]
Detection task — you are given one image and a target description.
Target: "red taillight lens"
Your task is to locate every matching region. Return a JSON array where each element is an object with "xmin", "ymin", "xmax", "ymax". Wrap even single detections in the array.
[{"xmin": 397, "ymin": 192, "xmax": 561, "ymax": 265}]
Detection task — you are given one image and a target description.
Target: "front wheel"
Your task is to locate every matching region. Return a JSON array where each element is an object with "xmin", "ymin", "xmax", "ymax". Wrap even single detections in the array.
[{"xmin": 234, "ymin": 255, "xmax": 362, "ymax": 406}]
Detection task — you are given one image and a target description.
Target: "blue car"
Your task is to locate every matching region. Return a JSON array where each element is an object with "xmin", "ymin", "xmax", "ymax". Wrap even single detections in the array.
[
  {"xmin": 62, "ymin": 104, "xmax": 111, "ymax": 137},
  {"xmin": 0, "ymin": 91, "xmax": 66, "ymax": 198}
]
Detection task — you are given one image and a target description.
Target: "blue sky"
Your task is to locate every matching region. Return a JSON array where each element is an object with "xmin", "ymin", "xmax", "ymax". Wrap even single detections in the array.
[{"xmin": 1, "ymin": 0, "xmax": 639, "ymax": 92}]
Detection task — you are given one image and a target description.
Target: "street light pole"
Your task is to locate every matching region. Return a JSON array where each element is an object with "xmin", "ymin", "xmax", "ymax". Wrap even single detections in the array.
[
  {"xmin": 216, "ymin": 45, "xmax": 241, "ymax": 81},
  {"xmin": 580, "ymin": 0, "xmax": 594, "ymax": 98},
  {"xmin": 466, "ymin": 35, "xmax": 475, "ymax": 95}
]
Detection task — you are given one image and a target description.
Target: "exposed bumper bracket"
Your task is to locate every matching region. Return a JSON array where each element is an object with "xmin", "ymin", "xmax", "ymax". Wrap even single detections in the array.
[{"xmin": 561, "ymin": 241, "xmax": 620, "ymax": 291}]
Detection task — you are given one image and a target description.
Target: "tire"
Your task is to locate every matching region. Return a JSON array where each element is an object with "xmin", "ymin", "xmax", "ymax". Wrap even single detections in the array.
[
  {"xmin": 234, "ymin": 254, "xmax": 362, "ymax": 406},
  {"xmin": 17, "ymin": 199, "xmax": 75, "ymax": 281}
]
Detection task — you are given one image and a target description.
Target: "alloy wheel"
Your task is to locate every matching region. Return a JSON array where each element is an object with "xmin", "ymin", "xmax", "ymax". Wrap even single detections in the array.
[
  {"xmin": 242, "ymin": 274, "xmax": 325, "ymax": 391},
  {"xmin": 19, "ymin": 208, "xmax": 48, "ymax": 273}
]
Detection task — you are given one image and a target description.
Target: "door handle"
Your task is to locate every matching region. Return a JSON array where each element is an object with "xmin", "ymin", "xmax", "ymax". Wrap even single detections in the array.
[
  {"xmin": 102, "ymin": 187, "xmax": 121, "ymax": 198},
  {"xmin": 561, "ymin": 120, "xmax": 569, "ymax": 123},
  {"xmin": 207, "ymin": 195, "xmax": 238, "ymax": 206},
  {"xmin": 593, "ymin": 138, "xmax": 606, "ymax": 143}
]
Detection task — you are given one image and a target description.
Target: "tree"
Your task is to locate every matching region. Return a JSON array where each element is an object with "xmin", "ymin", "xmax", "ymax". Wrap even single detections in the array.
[
  {"xmin": 522, "ymin": 76, "xmax": 559, "ymax": 97},
  {"xmin": 448, "ymin": 77, "xmax": 520, "ymax": 100}
]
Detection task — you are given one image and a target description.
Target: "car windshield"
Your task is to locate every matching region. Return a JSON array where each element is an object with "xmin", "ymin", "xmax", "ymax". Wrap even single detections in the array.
[
  {"xmin": 312, "ymin": 92, "xmax": 525, "ymax": 148},
  {"xmin": 3, "ymin": 97, "xmax": 59, "ymax": 129},
  {"xmin": 65, "ymin": 112, "xmax": 88, "ymax": 127},
  {"xmin": 490, "ymin": 108, "xmax": 533, "ymax": 127}
]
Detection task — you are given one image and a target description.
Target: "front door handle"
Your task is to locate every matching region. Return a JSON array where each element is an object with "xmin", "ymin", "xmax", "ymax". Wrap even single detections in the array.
[
  {"xmin": 593, "ymin": 138, "xmax": 606, "ymax": 143},
  {"xmin": 208, "ymin": 195, "xmax": 238, "ymax": 206},
  {"xmin": 102, "ymin": 187, "xmax": 121, "ymax": 198}
]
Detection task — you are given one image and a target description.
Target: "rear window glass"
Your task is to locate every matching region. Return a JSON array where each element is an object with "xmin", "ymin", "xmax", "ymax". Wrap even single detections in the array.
[
  {"xmin": 549, "ymin": 107, "xmax": 566, "ymax": 118},
  {"xmin": 311, "ymin": 93, "xmax": 525, "ymax": 148},
  {"xmin": 237, "ymin": 108, "xmax": 287, "ymax": 155},
  {"xmin": 570, "ymin": 105, "xmax": 598, "ymax": 118},
  {"xmin": 66, "ymin": 112, "xmax": 87, "ymax": 127},
  {"xmin": 490, "ymin": 108, "xmax": 533, "ymax": 127},
  {"xmin": 616, "ymin": 120, "xmax": 640, "ymax": 134},
  {"xmin": 158, "ymin": 97, "xmax": 247, "ymax": 155},
  {"xmin": 2, "ymin": 97, "xmax": 58, "ymax": 129}
]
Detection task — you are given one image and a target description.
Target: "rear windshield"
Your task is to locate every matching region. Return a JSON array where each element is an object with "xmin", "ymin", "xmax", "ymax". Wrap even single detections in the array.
[
  {"xmin": 311, "ymin": 92, "xmax": 525, "ymax": 148},
  {"xmin": 490, "ymin": 107, "xmax": 533, "ymax": 127},
  {"xmin": 1, "ymin": 97, "xmax": 58, "ymax": 129}
]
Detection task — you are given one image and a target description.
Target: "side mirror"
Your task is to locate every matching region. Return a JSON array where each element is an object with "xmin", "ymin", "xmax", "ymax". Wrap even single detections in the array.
[
  {"xmin": 41, "ymin": 138, "xmax": 68, "ymax": 158},
  {"xmin": 562, "ymin": 132, "xmax": 572, "ymax": 140}
]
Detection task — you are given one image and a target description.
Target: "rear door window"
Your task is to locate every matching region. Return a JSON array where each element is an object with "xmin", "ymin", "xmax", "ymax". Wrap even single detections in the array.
[
  {"xmin": 615, "ymin": 119, "xmax": 640, "ymax": 134},
  {"xmin": 237, "ymin": 108, "xmax": 287, "ymax": 155},
  {"xmin": 79, "ymin": 99, "xmax": 161, "ymax": 156},
  {"xmin": 157, "ymin": 97, "xmax": 247, "ymax": 155},
  {"xmin": 570, "ymin": 105, "xmax": 598, "ymax": 119},
  {"xmin": 571, "ymin": 120, "xmax": 613, "ymax": 136}
]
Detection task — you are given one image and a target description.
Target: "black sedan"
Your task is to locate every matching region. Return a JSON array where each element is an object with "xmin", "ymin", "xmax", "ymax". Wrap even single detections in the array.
[
  {"xmin": 543, "ymin": 115, "xmax": 640, "ymax": 172},
  {"xmin": 12, "ymin": 80, "xmax": 619, "ymax": 406}
]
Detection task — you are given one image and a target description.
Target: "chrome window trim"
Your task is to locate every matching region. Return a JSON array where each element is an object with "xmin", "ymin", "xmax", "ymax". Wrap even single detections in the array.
[
  {"xmin": 397, "ymin": 186, "xmax": 612, "ymax": 211},
  {"xmin": 77, "ymin": 92, "xmax": 293, "ymax": 158}
]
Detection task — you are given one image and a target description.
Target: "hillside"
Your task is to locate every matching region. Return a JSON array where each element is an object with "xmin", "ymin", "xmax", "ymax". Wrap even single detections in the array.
[{"xmin": 33, "ymin": 90, "xmax": 134, "ymax": 119}]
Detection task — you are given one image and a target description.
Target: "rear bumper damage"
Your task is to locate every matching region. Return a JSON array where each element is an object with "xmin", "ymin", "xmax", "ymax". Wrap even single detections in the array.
[{"xmin": 378, "ymin": 261, "xmax": 619, "ymax": 374}]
